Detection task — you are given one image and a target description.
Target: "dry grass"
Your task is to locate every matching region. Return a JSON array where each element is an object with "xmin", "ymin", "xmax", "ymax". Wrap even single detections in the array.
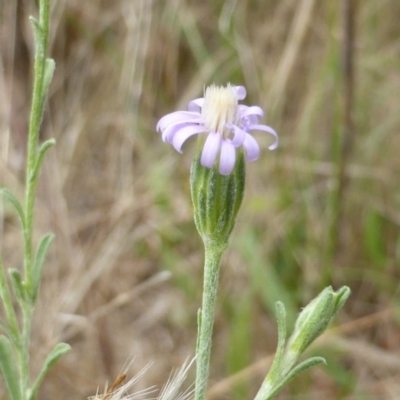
[{"xmin": 1, "ymin": 0, "xmax": 400, "ymax": 399}]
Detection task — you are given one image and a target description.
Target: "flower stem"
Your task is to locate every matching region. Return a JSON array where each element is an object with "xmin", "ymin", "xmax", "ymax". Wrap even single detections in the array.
[
  {"xmin": 23, "ymin": 0, "xmax": 50, "ymax": 294},
  {"xmin": 195, "ymin": 243, "xmax": 225, "ymax": 400}
]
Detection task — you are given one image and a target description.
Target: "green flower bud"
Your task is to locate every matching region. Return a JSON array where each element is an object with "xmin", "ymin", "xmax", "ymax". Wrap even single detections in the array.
[
  {"xmin": 288, "ymin": 286, "xmax": 351, "ymax": 355},
  {"xmin": 190, "ymin": 150, "xmax": 245, "ymax": 248}
]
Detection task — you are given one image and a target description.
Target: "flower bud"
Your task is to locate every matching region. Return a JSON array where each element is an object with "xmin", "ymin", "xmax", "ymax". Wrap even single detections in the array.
[
  {"xmin": 190, "ymin": 150, "xmax": 245, "ymax": 248},
  {"xmin": 288, "ymin": 286, "xmax": 350, "ymax": 355}
]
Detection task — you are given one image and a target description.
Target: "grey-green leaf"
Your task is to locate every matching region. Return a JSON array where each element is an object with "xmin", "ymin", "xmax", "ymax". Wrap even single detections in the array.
[
  {"xmin": 268, "ymin": 356, "xmax": 326, "ymax": 399},
  {"xmin": 41, "ymin": 58, "xmax": 55, "ymax": 99},
  {"xmin": 29, "ymin": 343, "xmax": 71, "ymax": 400},
  {"xmin": 0, "ymin": 335, "xmax": 21, "ymax": 400},
  {"xmin": 31, "ymin": 233, "xmax": 54, "ymax": 302},
  {"xmin": 30, "ymin": 139, "xmax": 56, "ymax": 183},
  {"xmin": 9, "ymin": 269, "xmax": 27, "ymax": 305},
  {"xmin": 0, "ymin": 188, "xmax": 25, "ymax": 229}
]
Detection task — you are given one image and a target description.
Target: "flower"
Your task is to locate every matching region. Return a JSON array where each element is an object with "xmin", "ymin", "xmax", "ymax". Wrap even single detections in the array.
[{"xmin": 156, "ymin": 84, "xmax": 278, "ymax": 175}]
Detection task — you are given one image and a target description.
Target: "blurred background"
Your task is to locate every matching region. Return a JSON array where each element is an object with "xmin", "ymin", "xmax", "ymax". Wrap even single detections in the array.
[{"xmin": 1, "ymin": 0, "xmax": 400, "ymax": 399}]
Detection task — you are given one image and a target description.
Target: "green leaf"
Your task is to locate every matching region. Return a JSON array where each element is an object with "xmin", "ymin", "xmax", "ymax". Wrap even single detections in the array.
[
  {"xmin": 0, "ymin": 335, "xmax": 21, "ymax": 400},
  {"xmin": 267, "ymin": 356, "xmax": 326, "ymax": 399},
  {"xmin": 30, "ymin": 139, "xmax": 56, "ymax": 183},
  {"xmin": 0, "ymin": 188, "xmax": 25, "ymax": 229},
  {"xmin": 266, "ymin": 302, "xmax": 287, "ymax": 381},
  {"xmin": 29, "ymin": 343, "xmax": 71, "ymax": 400},
  {"xmin": 333, "ymin": 286, "xmax": 351, "ymax": 315},
  {"xmin": 41, "ymin": 58, "xmax": 55, "ymax": 99},
  {"xmin": 31, "ymin": 233, "xmax": 54, "ymax": 302},
  {"xmin": 9, "ymin": 269, "xmax": 27, "ymax": 305}
]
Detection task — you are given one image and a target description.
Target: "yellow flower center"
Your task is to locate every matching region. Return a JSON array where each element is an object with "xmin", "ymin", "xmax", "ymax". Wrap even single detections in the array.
[{"xmin": 201, "ymin": 84, "xmax": 238, "ymax": 139}]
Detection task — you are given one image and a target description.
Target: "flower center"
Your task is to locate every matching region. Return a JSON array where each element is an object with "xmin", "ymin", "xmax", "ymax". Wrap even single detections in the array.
[{"xmin": 201, "ymin": 84, "xmax": 238, "ymax": 139}]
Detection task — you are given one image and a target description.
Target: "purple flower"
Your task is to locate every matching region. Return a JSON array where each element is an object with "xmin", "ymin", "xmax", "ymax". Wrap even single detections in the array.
[{"xmin": 156, "ymin": 84, "xmax": 278, "ymax": 175}]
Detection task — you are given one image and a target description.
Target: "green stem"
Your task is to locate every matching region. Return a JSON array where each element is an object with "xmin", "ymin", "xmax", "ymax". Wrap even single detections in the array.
[
  {"xmin": 24, "ymin": 0, "xmax": 50, "ymax": 293},
  {"xmin": 194, "ymin": 243, "xmax": 224, "ymax": 400}
]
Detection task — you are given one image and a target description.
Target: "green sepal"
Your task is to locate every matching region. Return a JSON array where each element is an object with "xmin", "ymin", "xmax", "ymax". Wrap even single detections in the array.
[
  {"xmin": 0, "ymin": 188, "xmax": 25, "ymax": 229},
  {"xmin": 29, "ymin": 343, "xmax": 71, "ymax": 400},
  {"xmin": 332, "ymin": 286, "xmax": 351, "ymax": 314},
  {"xmin": 0, "ymin": 335, "xmax": 21, "ymax": 400},
  {"xmin": 190, "ymin": 151, "xmax": 245, "ymax": 247},
  {"xmin": 9, "ymin": 269, "xmax": 28, "ymax": 305},
  {"xmin": 30, "ymin": 233, "xmax": 54, "ymax": 303}
]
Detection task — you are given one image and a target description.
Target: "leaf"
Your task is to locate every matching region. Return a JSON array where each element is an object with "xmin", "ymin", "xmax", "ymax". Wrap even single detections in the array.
[
  {"xmin": 0, "ymin": 335, "xmax": 21, "ymax": 400},
  {"xmin": 0, "ymin": 188, "xmax": 25, "ymax": 229},
  {"xmin": 30, "ymin": 139, "xmax": 56, "ymax": 183},
  {"xmin": 267, "ymin": 357, "xmax": 326, "ymax": 399},
  {"xmin": 31, "ymin": 233, "xmax": 54, "ymax": 302},
  {"xmin": 266, "ymin": 302, "xmax": 287, "ymax": 380},
  {"xmin": 41, "ymin": 58, "xmax": 55, "ymax": 99},
  {"xmin": 9, "ymin": 269, "xmax": 27, "ymax": 305},
  {"xmin": 29, "ymin": 343, "xmax": 71, "ymax": 400}
]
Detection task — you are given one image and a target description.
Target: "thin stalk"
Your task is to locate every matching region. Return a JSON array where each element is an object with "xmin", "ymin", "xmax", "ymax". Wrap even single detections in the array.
[
  {"xmin": 23, "ymin": 0, "xmax": 50, "ymax": 292},
  {"xmin": 194, "ymin": 243, "xmax": 224, "ymax": 400},
  {"xmin": 19, "ymin": 0, "xmax": 50, "ymax": 397}
]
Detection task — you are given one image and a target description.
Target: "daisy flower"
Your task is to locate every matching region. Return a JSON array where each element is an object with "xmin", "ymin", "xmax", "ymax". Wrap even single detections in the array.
[{"xmin": 156, "ymin": 84, "xmax": 278, "ymax": 175}]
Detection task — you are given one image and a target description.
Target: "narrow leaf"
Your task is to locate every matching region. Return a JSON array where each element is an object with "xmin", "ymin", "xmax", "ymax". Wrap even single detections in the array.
[
  {"xmin": 31, "ymin": 233, "xmax": 54, "ymax": 302},
  {"xmin": 41, "ymin": 58, "xmax": 55, "ymax": 99},
  {"xmin": 267, "ymin": 356, "xmax": 326, "ymax": 399},
  {"xmin": 0, "ymin": 335, "xmax": 21, "ymax": 400},
  {"xmin": 9, "ymin": 269, "xmax": 27, "ymax": 305},
  {"xmin": 30, "ymin": 139, "xmax": 56, "ymax": 183},
  {"xmin": 266, "ymin": 301, "xmax": 287, "ymax": 380},
  {"xmin": 30, "ymin": 343, "xmax": 71, "ymax": 400},
  {"xmin": 0, "ymin": 188, "xmax": 25, "ymax": 229}
]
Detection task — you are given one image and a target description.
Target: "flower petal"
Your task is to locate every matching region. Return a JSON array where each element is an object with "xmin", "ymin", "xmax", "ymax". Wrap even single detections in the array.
[
  {"xmin": 248, "ymin": 124, "xmax": 279, "ymax": 150},
  {"xmin": 172, "ymin": 125, "xmax": 206, "ymax": 153},
  {"xmin": 243, "ymin": 133, "xmax": 260, "ymax": 161},
  {"xmin": 240, "ymin": 106, "xmax": 264, "ymax": 118},
  {"xmin": 235, "ymin": 86, "xmax": 247, "ymax": 100},
  {"xmin": 226, "ymin": 124, "xmax": 247, "ymax": 146},
  {"xmin": 219, "ymin": 140, "xmax": 236, "ymax": 175},
  {"xmin": 188, "ymin": 98, "xmax": 205, "ymax": 112},
  {"xmin": 162, "ymin": 122, "xmax": 197, "ymax": 143},
  {"xmin": 201, "ymin": 132, "xmax": 221, "ymax": 168},
  {"xmin": 157, "ymin": 111, "xmax": 201, "ymax": 132}
]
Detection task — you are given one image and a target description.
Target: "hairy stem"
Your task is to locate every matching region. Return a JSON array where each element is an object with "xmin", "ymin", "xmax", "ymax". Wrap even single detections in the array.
[{"xmin": 195, "ymin": 244, "xmax": 224, "ymax": 400}]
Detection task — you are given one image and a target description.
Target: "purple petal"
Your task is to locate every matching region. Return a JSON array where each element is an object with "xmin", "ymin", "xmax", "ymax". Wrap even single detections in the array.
[
  {"xmin": 240, "ymin": 106, "xmax": 264, "ymax": 118},
  {"xmin": 219, "ymin": 140, "xmax": 236, "ymax": 175},
  {"xmin": 201, "ymin": 132, "xmax": 221, "ymax": 168},
  {"xmin": 248, "ymin": 124, "xmax": 279, "ymax": 150},
  {"xmin": 243, "ymin": 134, "xmax": 260, "ymax": 161},
  {"xmin": 172, "ymin": 125, "xmax": 206, "ymax": 153},
  {"xmin": 188, "ymin": 98, "xmax": 205, "ymax": 112},
  {"xmin": 226, "ymin": 124, "xmax": 247, "ymax": 146},
  {"xmin": 157, "ymin": 111, "xmax": 201, "ymax": 132},
  {"xmin": 162, "ymin": 122, "xmax": 197, "ymax": 143},
  {"xmin": 235, "ymin": 86, "xmax": 247, "ymax": 100}
]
